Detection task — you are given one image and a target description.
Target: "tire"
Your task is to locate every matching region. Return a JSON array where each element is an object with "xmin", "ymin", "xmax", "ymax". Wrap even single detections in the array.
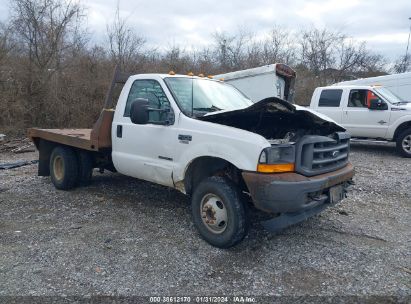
[
  {"xmin": 49, "ymin": 146, "xmax": 79, "ymax": 190},
  {"xmin": 77, "ymin": 150, "xmax": 94, "ymax": 186},
  {"xmin": 191, "ymin": 176, "xmax": 249, "ymax": 248},
  {"xmin": 396, "ymin": 128, "xmax": 411, "ymax": 158}
]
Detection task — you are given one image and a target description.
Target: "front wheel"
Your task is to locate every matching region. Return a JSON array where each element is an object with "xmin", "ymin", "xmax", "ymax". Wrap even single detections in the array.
[
  {"xmin": 396, "ymin": 128, "xmax": 411, "ymax": 158},
  {"xmin": 191, "ymin": 176, "xmax": 249, "ymax": 248}
]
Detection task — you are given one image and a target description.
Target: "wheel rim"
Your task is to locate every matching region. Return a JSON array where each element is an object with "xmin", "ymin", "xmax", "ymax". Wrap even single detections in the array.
[
  {"xmin": 53, "ymin": 156, "xmax": 64, "ymax": 181},
  {"xmin": 402, "ymin": 135, "xmax": 411, "ymax": 154},
  {"xmin": 200, "ymin": 193, "xmax": 228, "ymax": 234}
]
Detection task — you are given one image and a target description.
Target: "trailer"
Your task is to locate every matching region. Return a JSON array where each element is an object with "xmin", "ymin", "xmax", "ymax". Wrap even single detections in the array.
[
  {"xmin": 214, "ymin": 64, "xmax": 296, "ymax": 103},
  {"xmin": 334, "ymin": 72, "xmax": 411, "ymax": 102}
]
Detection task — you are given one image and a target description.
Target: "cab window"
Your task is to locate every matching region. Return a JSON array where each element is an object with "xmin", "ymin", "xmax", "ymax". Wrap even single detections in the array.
[
  {"xmin": 348, "ymin": 90, "xmax": 383, "ymax": 108},
  {"xmin": 348, "ymin": 90, "xmax": 368, "ymax": 108},
  {"xmin": 124, "ymin": 80, "xmax": 170, "ymax": 122},
  {"xmin": 318, "ymin": 89, "xmax": 342, "ymax": 107}
]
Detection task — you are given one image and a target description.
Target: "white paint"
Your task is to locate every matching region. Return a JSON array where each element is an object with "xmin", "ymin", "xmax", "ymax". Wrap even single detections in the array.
[
  {"xmin": 310, "ymin": 85, "xmax": 411, "ymax": 140},
  {"xmin": 214, "ymin": 64, "xmax": 295, "ymax": 103},
  {"xmin": 334, "ymin": 72, "xmax": 411, "ymax": 102},
  {"xmin": 111, "ymin": 74, "xmax": 270, "ymax": 189}
]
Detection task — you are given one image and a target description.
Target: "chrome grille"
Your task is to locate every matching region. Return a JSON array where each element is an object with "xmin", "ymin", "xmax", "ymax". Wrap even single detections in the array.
[{"xmin": 296, "ymin": 132, "xmax": 350, "ymax": 176}]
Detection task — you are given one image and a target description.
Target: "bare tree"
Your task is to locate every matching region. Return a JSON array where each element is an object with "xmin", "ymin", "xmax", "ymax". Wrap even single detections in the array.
[
  {"xmin": 106, "ymin": 3, "xmax": 146, "ymax": 70},
  {"xmin": 8, "ymin": 0, "xmax": 86, "ymax": 127},
  {"xmin": 262, "ymin": 26, "xmax": 296, "ymax": 65},
  {"xmin": 212, "ymin": 30, "xmax": 249, "ymax": 71},
  {"xmin": 11, "ymin": 0, "xmax": 84, "ymax": 72},
  {"xmin": 0, "ymin": 23, "xmax": 14, "ymax": 65},
  {"xmin": 393, "ymin": 54, "xmax": 411, "ymax": 73},
  {"xmin": 299, "ymin": 28, "xmax": 387, "ymax": 85},
  {"xmin": 300, "ymin": 28, "xmax": 341, "ymax": 78}
]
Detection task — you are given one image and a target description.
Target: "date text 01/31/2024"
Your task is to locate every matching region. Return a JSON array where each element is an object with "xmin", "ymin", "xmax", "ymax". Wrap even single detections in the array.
[{"xmin": 149, "ymin": 296, "xmax": 257, "ymax": 303}]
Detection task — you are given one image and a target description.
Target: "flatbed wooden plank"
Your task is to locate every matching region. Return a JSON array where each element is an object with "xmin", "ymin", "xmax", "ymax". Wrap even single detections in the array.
[{"xmin": 28, "ymin": 128, "xmax": 98, "ymax": 151}]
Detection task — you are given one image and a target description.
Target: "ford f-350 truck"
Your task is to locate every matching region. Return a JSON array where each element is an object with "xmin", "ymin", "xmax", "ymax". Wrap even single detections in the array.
[
  {"xmin": 28, "ymin": 67, "xmax": 354, "ymax": 248},
  {"xmin": 310, "ymin": 85, "xmax": 411, "ymax": 157}
]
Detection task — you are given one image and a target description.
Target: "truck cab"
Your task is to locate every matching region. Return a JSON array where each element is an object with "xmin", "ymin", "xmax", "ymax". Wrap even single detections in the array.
[{"xmin": 310, "ymin": 85, "xmax": 411, "ymax": 157}]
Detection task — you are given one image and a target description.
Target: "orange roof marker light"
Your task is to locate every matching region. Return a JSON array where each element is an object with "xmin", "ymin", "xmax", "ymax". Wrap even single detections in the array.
[
  {"xmin": 219, "ymin": 78, "xmax": 224, "ymax": 81},
  {"xmin": 187, "ymin": 72, "xmax": 194, "ymax": 76},
  {"xmin": 198, "ymin": 73, "xmax": 205, "ymax": 77},
  {"xmin": 207, "ymin": 75, "xmax": 214, "ymax": 79},
  {"xmin": 168, "ymin": 71, "xmax": 175, "ymax": 75}
]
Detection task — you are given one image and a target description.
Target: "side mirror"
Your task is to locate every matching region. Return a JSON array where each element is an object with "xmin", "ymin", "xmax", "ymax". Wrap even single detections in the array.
[
  {"xmin": 130, "ymin": 99, "xmax": 149, "ymax": 124},
  {"xmin": 368, "ymin": 99, "xmax": 388, "ymax": 110}
]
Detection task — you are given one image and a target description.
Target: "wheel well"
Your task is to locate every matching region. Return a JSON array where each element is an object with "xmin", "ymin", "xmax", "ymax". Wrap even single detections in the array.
[
  {"xmin": 183, "ymin": 157, "xmax": 246, "ymax": 196},
  {"xmin": 394, "ymin": 122, "xmax": 411, "ymax": 141}
]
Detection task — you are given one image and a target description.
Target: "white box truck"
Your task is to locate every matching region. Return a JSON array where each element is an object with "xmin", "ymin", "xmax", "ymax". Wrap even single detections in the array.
[
  {"xmin": 214, "ymin": 64, "xmax": 296, "ymax": 103},
  {"xmin": 334, "ymin": 72, "xmax": 411, "ymax": 102}
]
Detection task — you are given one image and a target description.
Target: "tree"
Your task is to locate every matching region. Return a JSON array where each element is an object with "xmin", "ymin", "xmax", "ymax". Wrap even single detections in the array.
[
  {"xmin": 212, "ymin": 30, "xmax": 249, "ymax": 71},
  {"xmin": 393, "ymin": 54, "xmax": 411, "ymax": 73},
  {"xmin": 106, "ymin": 3, "xmax": 146, "ymax": 71},
  {"xmin": 9, "ymin": 0, "xmax": 86, "ymax": 127},
  {"xmin": 11, "ymin": 0, "xmax": 85, "ymax": 72},
  {"xmin": 262, "ymin": 26, "xmax": 296, "ymax": 65},
  {"xmin": 299, "ymin": 28, "xmax": 386, "ymax": 85},
  {"xmin": 0, "ymin": 23, "xmax": 14, "ymax": 65}
]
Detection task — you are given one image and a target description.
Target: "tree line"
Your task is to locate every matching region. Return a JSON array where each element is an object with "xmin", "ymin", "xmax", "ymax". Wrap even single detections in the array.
[{"xmin": 0, "ymin": 0, "xmax": 409, "ymax": 133}]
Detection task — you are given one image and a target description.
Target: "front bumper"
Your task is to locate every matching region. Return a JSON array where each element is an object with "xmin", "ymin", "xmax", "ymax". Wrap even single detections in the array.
[
  {"xmin": 242, "ymin": 163, "xmax": 354, "ymax": 232},
  {"xmin": 242, "ymin": 163, "xmax": 355, "ymax": 214}
]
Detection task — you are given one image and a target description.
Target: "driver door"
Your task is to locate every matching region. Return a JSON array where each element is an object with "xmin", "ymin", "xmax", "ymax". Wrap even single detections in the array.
[
  {"xmin": 112, "ymin": 79, "xmax": 177, "ymax": 187},
  {"xmin": 341, "ymin": 89, "xmax": 391, "ymax": 138}
]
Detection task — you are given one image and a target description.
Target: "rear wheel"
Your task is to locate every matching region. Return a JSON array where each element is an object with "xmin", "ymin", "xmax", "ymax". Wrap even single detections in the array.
[
  {"xmin": 50, "ymin": 146, "xmax": 79, "ymax": 190},
  {"xmin": 191, "ymin": 176, "xmax": 248, "ymax": 248},
  {"xmin": 396, "ymin": 128, "xmax": 411, "ymax": 158}
]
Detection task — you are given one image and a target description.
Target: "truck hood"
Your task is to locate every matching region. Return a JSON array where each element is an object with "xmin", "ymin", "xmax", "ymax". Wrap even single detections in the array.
[
  {"xmin": 199, "ymin": 97, "xmax": 345, "ymax": 140},
  {"xmin": 392, "ymin": 102, "xmax": 411, "ymax": 110}
]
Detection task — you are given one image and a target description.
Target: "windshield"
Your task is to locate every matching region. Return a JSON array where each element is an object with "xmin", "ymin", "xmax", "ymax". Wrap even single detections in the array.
[
  {"xmin": 164, "ymin": 77, "xmax": 253, "ymax": 116},
  {"xmin": 374, "ymin": 87, "xmax": 407, "ymax": 104}
]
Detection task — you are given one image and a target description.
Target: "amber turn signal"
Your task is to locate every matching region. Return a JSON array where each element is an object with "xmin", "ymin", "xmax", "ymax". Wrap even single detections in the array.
[{"xmin": 257, "ymin": 163, "xmax": 295, "ymax": 173}]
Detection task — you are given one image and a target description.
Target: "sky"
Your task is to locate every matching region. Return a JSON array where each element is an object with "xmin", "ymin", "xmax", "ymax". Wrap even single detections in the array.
[{"xmin": 1, "ymin": 0, "xmax": 410, "ymax": 61}]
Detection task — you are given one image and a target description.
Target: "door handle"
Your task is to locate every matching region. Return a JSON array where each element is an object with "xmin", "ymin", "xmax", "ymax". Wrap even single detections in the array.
[{"xmin": 117, "ymin": 125, "xmax": 123, "ymax": 138}]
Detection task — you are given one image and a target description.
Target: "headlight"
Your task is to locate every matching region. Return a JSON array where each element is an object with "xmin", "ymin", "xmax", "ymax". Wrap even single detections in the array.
[{"xmin": 257, "ymin": 145, "xmax": 295, "ymax": 173}]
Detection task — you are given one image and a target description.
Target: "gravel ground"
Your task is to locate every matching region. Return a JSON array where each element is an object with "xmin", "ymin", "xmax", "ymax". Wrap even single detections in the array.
[{"xmin": 0, "ymin": 141, "xmax": 410, "ymax": 299}]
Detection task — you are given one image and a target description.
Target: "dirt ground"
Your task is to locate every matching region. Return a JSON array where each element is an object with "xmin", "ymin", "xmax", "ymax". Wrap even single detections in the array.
[{"xmin": 0, "ymin": 141, "xmax": 410, "ymax": 300}]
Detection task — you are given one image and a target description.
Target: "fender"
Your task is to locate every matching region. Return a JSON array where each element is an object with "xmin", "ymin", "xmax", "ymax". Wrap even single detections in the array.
[
  {"xmin": 172, "ymin": 116, "xmax": 269, "ymax": 186},
  {"xmin": 387, "ymin": 113, "xmax": 411, "ymax": 140}
]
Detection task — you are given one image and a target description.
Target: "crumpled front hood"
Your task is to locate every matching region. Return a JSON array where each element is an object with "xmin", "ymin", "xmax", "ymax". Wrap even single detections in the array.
[{"xmin": 199, "ymin": 97, "xmax": 345, "ymax": 140}]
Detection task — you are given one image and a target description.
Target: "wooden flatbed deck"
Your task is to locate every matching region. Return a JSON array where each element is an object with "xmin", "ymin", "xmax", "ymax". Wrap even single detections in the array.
[{"xmin": 28, "ymin": 128, "xmax": 97, "ymax": 151}]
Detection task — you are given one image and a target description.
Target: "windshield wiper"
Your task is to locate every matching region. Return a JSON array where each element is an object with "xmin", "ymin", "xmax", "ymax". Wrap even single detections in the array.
[{"xmin": 193, "ymin": 105, "xmax": 222, "ymax": 112}]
